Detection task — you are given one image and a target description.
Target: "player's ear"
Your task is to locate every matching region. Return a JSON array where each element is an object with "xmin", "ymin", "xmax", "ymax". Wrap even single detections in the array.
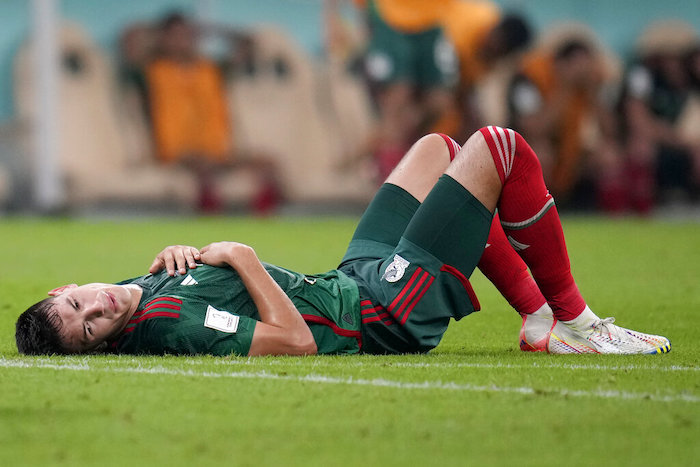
[{"xmin": 48, "ymin": 284, "xmax": 78, "ymax": 296}]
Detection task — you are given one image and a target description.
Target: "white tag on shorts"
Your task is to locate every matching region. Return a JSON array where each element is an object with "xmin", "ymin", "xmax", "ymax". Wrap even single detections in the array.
[{"xmin": 204, "ymin": 305, "xmax": 240, "ymax": 333}]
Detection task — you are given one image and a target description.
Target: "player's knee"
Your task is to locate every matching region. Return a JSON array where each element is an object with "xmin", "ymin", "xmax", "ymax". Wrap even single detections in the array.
[
  {"xmin": 411, "ymin": 133, "xmax": 454, "ymax": 165},
  {"xmin": 474, "ymin": 126, "xmax": 539, "ymax": 183},
  {"xmin": 457, "ymin": 130, "xmax": 492, "ymax": 163}
]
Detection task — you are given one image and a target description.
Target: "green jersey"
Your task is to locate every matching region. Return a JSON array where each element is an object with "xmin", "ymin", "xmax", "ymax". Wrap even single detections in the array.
[{"xmin": 111, "ymin": 264, "xmax": 362, "ymax": 356}]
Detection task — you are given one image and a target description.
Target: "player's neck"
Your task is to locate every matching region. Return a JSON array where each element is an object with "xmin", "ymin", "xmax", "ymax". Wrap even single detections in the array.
[{"xmin": 123, "ymin": 284, "xmax": 144, "ymax": 321}]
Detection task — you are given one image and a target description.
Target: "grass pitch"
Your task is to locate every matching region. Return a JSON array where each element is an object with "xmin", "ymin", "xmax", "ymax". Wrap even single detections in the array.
[{"xmin": 0, "ymin": 216, "xmax": 698, "ymax": 466}]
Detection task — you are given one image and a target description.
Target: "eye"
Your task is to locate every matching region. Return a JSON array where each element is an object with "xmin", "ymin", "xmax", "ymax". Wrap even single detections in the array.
[{"xmin": 72, "ymin": 299, "xmax": 80, "ymax": 310}]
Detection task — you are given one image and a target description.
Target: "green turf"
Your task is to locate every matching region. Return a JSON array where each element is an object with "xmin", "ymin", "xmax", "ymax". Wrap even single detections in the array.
[{"xmin": 0, "ymin": 216, "xmax": 698, "ymax": 466}]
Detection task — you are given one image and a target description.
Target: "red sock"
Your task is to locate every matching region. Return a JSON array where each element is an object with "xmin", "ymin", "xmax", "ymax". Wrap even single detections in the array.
[
  {"xmin": 479, "ymin": 126, "xmax": 586, "ymax": 321},
  {"xmin": 478, "ymin": 213, "xmax": 546, "ymax": 315}
]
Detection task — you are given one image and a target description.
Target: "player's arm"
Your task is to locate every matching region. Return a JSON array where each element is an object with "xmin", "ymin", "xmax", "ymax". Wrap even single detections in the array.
[{"xmin": 199, "ymin": 241, "xmax": 317, "ymax": 356}]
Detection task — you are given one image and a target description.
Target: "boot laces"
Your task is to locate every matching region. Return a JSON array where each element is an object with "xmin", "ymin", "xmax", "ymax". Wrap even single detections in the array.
[{"xmin": 592, "ymin": 317, "xmax": 620, "ymax": 338}]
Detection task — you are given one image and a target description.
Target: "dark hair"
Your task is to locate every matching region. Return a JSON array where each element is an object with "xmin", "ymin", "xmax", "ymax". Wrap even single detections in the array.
[
  {"xmin": 15, "ymin": 298, "xmax": 68, "ymax": 355},
  {"xmin": 495, "ymin": 14, "xmax": 533, "ymax": 55},
  {"xmin": 160, "ymin": 11, "xmax": 189, "ymax": 31},
  {"xmin": 554, "ymin": 39, "xmax": 593, "ymax": 62}
]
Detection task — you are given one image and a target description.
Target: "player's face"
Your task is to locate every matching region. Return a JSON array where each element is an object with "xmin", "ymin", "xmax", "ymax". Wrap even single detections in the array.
[{"xmin": 50, "ymin": 283, "xmax": 141, "ymax": 353}]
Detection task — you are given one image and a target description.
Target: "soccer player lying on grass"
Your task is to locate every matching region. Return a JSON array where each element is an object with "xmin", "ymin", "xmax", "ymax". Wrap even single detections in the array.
[{"xmin": 15, "ymin": 127, "xmax": 671, "ymax": 356}]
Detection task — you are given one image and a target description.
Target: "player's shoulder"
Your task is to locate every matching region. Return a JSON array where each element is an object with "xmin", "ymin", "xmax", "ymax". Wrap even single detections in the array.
[{"xmin": 128, "ymin": 295, "xmax": 184, "ymax": 330}]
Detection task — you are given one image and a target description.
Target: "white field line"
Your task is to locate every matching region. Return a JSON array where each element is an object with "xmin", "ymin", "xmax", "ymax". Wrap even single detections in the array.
[
  {"xmin": 24, "ymin": 356, "xmax": 696, "ymax": 373},
  {"xmin": 1, "ymin": 358, "xmax": 697, "ymax": 404}
]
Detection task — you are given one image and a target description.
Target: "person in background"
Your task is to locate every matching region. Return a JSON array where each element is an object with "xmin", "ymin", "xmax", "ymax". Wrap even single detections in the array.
[
  {"xmin": 144, "ymin": 12, "xmax": 233, "ymax": 211},
  {"xmin": 507, "ymin": 28, "xmax": 623, "ymax": 211},
  {"xmin": 439, "ymin": 1, "xmax": 532, "ymax": 138},
  {"xmin": 357, "ymin": 0, "xmax": 459, "ymax": 181},
  {"xmin": 619, "ymin": 21, "xmax": 700, "ymax": 211}
]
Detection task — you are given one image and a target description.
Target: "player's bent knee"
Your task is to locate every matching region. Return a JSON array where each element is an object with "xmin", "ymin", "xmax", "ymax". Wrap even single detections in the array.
[
  {"xmin": 457, "ymin": 130, "xmax": 491, "ymax": 162},
  {"xmin": 413, "ymin": 133, "xmax": 454, "ymax": 163},
  {"xmin": 474, "ymin": 126, "xmax": 542, "ymax": 184},
  {"xmin": 411, "ymin": 133, "xmax": 460, "ymax": 167}
]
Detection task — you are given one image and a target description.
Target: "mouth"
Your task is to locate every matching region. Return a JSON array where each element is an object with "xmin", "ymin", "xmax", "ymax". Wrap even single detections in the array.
[{"xmin": 106, "ymin": 292, "xmax": 117, "ymax": 312}]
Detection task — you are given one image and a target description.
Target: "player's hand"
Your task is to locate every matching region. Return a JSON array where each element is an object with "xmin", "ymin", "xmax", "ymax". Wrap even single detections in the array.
[
  {"xmin": 149, "ymin": 245, "xmax": 201, "ymax": 276},
  {"xmin": 200, "ymin": 241, "xmax": 255, "ymax": 269}
]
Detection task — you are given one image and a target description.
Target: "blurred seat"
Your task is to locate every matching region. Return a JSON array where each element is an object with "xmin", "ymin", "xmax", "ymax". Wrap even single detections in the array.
[
  {"xmin": 226, "ymin": 25, "xmax": 373, "ymax": 205},
  {"xmin": 317, "ymin": 53, "xmax": 376, "ymax": 178},
  {"xmin": 14, "ymin": 23, "xmax": 197, "ymax": 211}
]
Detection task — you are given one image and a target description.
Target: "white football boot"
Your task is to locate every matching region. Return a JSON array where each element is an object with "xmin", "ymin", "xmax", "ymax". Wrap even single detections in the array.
[
  {"xmin": 520, "ymin": 305, "xmax": 671, "ymax": 354},
  {"xmin": 519, "ymin": 303, "xmax": 556, "ymax": 352},
  {"xmin": 548, "ymin": 314, "xmax": 671, "ymax": 354}
]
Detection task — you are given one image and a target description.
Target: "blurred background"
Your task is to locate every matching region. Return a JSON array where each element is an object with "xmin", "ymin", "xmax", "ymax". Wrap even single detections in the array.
[{"xmin": 0, "ymin": 0, "xmax": 699, "ymax": 216}]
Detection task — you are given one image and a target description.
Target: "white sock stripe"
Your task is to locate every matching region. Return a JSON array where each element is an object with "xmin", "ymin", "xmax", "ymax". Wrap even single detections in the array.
[
  {"xmin": 500, "ymin": 197, "xmax": 556, "ymax": 229},
  {"xmin": 448, "ymin": 137, "xmax": 462, "ymax": 157},
  {"xmin": 507, "ymin": 128, "xmax": 516, "ymax": 178},
  {"xmin": 487, "ymin": 126, "xmax": 508, "ymax": 177},
  {"xmin": 495, "ymin": 127, "xmax": 511, "ymax": 177}
]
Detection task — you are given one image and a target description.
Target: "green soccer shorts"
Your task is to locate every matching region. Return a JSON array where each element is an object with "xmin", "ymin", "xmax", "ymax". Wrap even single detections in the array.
[
  {"xmin": 339, "ymin": 176, "xmax": 493, "ymax": 354},
  {"xmin": 363, "ymin": 6, "xmax": 457, "ymax": 88}
]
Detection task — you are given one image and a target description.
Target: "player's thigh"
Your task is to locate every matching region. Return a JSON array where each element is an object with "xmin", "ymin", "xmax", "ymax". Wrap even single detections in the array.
[
  {"xmin": 385, "ymin": 133, "xmax": 452, "ymax": 202},
  {"xmin": 341, "ymin": 134, "xmax": 454, "ymax": 265},
  {"xmin": 445, "ymin": 130, "xmax": 501, "ymax": 212}
]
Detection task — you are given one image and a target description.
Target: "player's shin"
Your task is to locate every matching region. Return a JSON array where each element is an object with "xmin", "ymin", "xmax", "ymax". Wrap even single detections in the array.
[
  {"xmin": 477, "ymin": 214, "xmax": 546, "ymax": 316},
  {"xmin": 478, "ymin": 126, "xmax": 587, "ymax": 322}
]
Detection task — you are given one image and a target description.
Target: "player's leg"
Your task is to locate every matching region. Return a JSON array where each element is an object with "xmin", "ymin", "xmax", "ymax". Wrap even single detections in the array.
[
  {"xmin": 340, "ymin": 133, "xmax": 457, "ymax": 267},
  {"xmin": 389, "ymin": 135, "xmax": 556, "ymax": 351},
  {"xmin": 475, "ymin": 126, "xmax": 670, "ymax": 354},
  {"xmin": 477, "ymin": 214, "xmax": 554, "ymax": 352},
  {"xmin": 362, "ymin": 132, "xmax": 497, "ymax": 352}
]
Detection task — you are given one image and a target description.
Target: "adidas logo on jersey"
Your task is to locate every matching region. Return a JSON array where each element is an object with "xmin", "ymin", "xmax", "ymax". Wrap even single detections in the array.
[{"xmin": 181, "ymin": 274, "xmax": 198, "ymax": 286}]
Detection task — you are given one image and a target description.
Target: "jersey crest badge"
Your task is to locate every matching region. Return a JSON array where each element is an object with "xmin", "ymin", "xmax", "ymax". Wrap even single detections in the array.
[
  {"xmin": 382, "ymin": 254, "xmax": 410, "ymax": 283},
  {"xmin": 204, "ymin": 305, "xmax": 240, "ymax": 333}
]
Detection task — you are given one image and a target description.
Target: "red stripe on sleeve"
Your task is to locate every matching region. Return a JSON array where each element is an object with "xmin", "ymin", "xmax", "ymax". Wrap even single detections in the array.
[
  {"xmin": 143, "ymin": 296, "xmax": 183, "ymax": 308},
  {"xmin": 128, "ymin": 311, "xmax": 180, "ymax": 326},
  {"xmin": 138, "ymin": 302, "xmax": 180, "ymax": 314}
]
